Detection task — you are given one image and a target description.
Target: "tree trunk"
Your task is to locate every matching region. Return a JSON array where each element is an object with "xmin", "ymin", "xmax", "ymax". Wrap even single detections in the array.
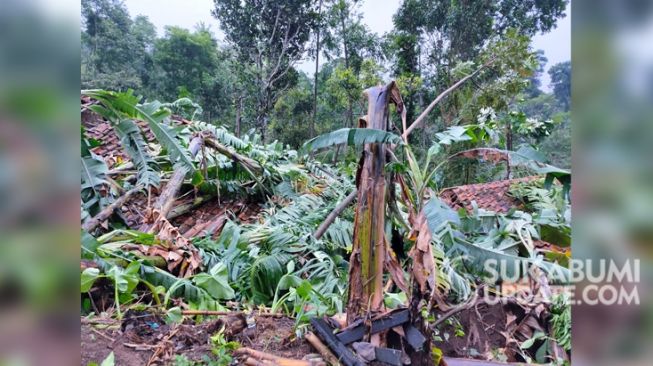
[
  {"xmin": 140, "ymin": 136, "xmax": 203, "ymax": 231},
  {"xmin": 505, "ymin": 122, "xmax": 513, "ymax": 179},
  {"xmin": 82, "ymin": 186, "xmax": 141, "ymax": 232},
  {"xmin": 339, "ymin": 3, "xmax": 354, "ymax": 127},
  {"xmin": 314, "ymin": 189, "xmax": 357, "ymax": 240},
  {"xmin": 346, "ymin": 84, "xmax": 393, "ymax": 326},
  {"xmin": 311, "ymin": 0, "xmax": 323, "ymax": 139},
  {"xmin": 235, "ymin": 95, "xmax": 243, "ymax": 138}
]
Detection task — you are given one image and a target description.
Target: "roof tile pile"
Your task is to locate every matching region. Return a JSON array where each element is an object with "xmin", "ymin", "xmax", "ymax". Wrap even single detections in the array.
[
  {"xmin": 439, "ymin": 176, "xmax": 539, "ymax": 213},
  {"xmin": 81, "ymin": 96, "xmax": 190, "ymax": 168}
]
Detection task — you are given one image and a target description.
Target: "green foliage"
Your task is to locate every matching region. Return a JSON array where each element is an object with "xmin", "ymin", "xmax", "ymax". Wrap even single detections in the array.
[
  {"xmin": 550, "ymin": 293, "xmax": 571, "ymax": 351},
  {"xmin": 423, "ymin": 197, "xmax": 571, "ymax": 285},
  {"xmin": 81, "ymin": 151, "xmax": 109, "ymax": 214},
  {"xmin": 192, "ymin": 263, "xmax": 235, "ymax": 300},
  {"xmin": 393, "ymin": 0, "xmax": 567, "ymax": 61},
  {"xmin": 270, "ymin": 75, "xmax": 314, "ymax": 147},
  {"xmin": 82, "ymin": 0, "xmax": 156, "ymax": 91},
  {"xmin": 519, "ymin": 293, "xmax": 570, "ymax": 364},
  {"xmin": 113, "ymin": 119, "xmax": 160, "ymax": 187},
  {"xmin": 83, "ymin": 89, "xmax": 195, "ymax": 172},
  {"xmin": 153, "ymin": 25, "xmax": 234, "ymax": 121},
  {"xmin": 303, "ymin": 128, "xmax": 403, "ymax": 152},
  {"xmin": 80, "ymin": 261, "xmax": 144, "ymax": 318},
  {"xmin": 209, "ymin": 327, "xmax": 240, "ymax": 365},
  {"xmin": 548, "ymin": 61, "xmax": 571, "ymax": 110}
]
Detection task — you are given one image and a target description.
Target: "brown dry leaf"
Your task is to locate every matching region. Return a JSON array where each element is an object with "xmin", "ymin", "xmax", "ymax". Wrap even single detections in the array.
[
  {"xmin": 452, "ymin": 148, "xmax": 510, "ymax": 164},
  {"xmin": 125, "ymin": 209, "xmax": 202, "ymax": 278},
  {"xmin": 384, "ymin": 236, "xmax": 408, "ymax": 294},
  {"xmin": 408, "ymin": 211, "xmax": 436, "ymax": 295}
]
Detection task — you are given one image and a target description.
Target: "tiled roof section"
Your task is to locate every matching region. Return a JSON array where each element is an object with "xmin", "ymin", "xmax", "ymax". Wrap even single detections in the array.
[
  {"xmin": 81, "ymin": 96, "xmax": 190, "ymax": 168},
  {"xmin": 439, "ymin": 176, "xmax": 540, "ymax": 213}
]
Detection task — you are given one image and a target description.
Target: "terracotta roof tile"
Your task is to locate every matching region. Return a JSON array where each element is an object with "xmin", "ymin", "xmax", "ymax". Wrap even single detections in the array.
[
  {"xmin": 439, "ymin": 176, "xmax": 540, "ymax": 213},
  {"xmin": 81, "ymin": 97, "xmax": 190, "ymax": 168}
]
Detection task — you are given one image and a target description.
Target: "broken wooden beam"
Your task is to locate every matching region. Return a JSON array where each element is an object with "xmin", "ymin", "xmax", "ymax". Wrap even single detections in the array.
[
  {"xmin": 403, "ymin": 324, "xmax": 427, "ymax": 351},
  {"xmin": 374, "ymin": 347, "xmax": 402, "ymax": 366},
  {"xmin": 203, "ymin": 138, "xmax": 262, "ymax": 173},
  {"xmin": 234, "ymin": 348, "xmax": 320, "ymax": 366},
  {"xmin": 310, "ymin": 318, "xmax": 365, "ymax": 366},
  {"xmin": 336, "ymin": 309, "xmax": 410, "ymax": 345},
  {"xmin": 140, "ymin": 135, "xmax": 203, "ymax": 232}
]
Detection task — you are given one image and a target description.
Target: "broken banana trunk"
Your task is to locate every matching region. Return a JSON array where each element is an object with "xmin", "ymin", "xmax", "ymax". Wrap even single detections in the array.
[{"xmin": 346, "ymin": 82, "xmax": 405, "ymax": 331}]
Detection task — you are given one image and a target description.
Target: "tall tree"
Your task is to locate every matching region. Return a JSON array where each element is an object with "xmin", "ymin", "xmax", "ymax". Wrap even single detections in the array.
[
  {"xmin": 549, "ymin": 60, "xmax": 571, "ymax": 110},
  {"xmin": 524, "ymin": 49, "xmax": 548, "ymax": 98},
  {"xmin": 130, "ymin": 15, "xmax": 158, "ymax": 93},
  {"xmin": 81, "ymin": 0, "xmax": 155, "ymax": 90},
  {"xmin": 310, "ymin": 0, "xmax": 325, "ymax": 139},
  {"xmin": 405, "ymin": 0, "xmax": 568, "ymax": 62},
  {"xmin": 322, "ymin": 0, "xmax": 381, "ymax": 128},
  {"xmin": 211, "ymin": 0, "xmax": 318, "ymax": 140},
  {"xmin": 154, "ymin": 26, "xmax": 216, "ymax": 99},
  {"xmin": 391, "ymin": 0, "xmax": 568, "ymax": 121}
]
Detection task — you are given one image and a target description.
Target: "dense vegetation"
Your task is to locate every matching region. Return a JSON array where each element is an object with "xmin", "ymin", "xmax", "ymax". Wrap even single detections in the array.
[
  {"xmin": 81, "ymin": 1, "xmax": 572, "ymax": 365},
  {"xmin": 82, "ymin": 0, "xmax": 570, "ymax": 174}
]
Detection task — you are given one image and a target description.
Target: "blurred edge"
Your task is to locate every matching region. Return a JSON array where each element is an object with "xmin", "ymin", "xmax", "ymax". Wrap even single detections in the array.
[
  {"xmin": 573, "ymin": 0, "xmax": 653, "ymax": 365},
  {"xmin": 0, "ymin": 0, "xmax": 80, "ymax": 365}
]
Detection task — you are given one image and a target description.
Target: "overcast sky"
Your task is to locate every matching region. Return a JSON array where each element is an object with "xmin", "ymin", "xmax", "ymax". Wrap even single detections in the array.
[{"xmin": 124, "ymin": 0, "xmax": 570, "ymax": 91}]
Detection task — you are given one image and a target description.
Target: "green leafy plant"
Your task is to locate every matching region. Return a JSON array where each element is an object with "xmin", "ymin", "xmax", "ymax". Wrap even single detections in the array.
[
  {"xmin": 550, "ymin": 293, "xmax": 571, "ymax": 351},
  {"xmin": 303, "ymin": 128, "xmax": 403, "ymax": 152},
  {"xmin": 209, "ymin": 326, "xmax": 240, "ymax": 365},
  {"xmin": 81, "ymin": 261, "xmax": 161, "ymax": 318}
]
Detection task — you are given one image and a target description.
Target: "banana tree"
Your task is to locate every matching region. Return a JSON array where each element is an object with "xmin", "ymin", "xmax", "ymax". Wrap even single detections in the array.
[{"xmin": 304, "ymin": 79, "xmax": 571, "ymax": 364}]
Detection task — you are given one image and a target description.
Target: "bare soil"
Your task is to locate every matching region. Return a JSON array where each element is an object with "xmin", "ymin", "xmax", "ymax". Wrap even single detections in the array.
[
  {"xmin": 81, "ymin": 301, "xmax": 540, "ymax": 365},
  {"xmin": 81, "ymin": 312, "xmax": 310, "ymax": 365},
  {"xmin": 434, "ymin": 302, "xmax": 508, "ymax": 361}
]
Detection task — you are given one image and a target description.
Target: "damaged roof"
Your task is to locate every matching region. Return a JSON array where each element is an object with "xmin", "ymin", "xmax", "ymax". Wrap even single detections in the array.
[
  {"xmin": 439, "ymin": 176, "xmax": 540, "ymax": 213},
  {"xmin": 82, "ymin": 96, "xmax": 190, "ymax": 168}
]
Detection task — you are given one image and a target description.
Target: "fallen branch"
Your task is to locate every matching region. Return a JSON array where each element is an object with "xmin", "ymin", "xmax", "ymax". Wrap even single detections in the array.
[
  {"xmin": 305, "ymin": 331, "xmax": 341, "ymax": 366},
  {"xmin": 82, "ymin": 186, "xmax": 142, "ymax": 232},
  {"xmin": 402, "ymin": 58, "xmax": 495, "ymax": 140},
  {"xmin": 80, "ymin": 317, "xmax": 117, "ymax": 325},
  {"xmin": 182, "ymin": 214, "xmax": 227, "ymax": 238},
  {"xmin": 180, "ymin": 310, "xmax": 287, "ymax": 318},
  {"xmin": 204, "ymin": 138, "xmax": 263, "ymax": 173},
  {"xmin": 234, "ymin": 348, "xmax": 317, "ymax": 366},
  {"xmin": 90, "ymin": 327, "xmax": 115, "ymax": 343},
  {"xmin": 123, "ymin": 343, "xmax": 158, "ymax": 351},
  {"xmin": 166, "ymin": 195, "xmax": 211, "ymax": 220},
  {"xmin": 146, "ymin": 327, "xmax": 179, "ymax": 366},
  {"xmin": 141, "ymin": 136, "xmax": 203, "ymax": 231},
  {"xmin": 313, "ymin": 189, "xmax": 357, "ymax": 240}
]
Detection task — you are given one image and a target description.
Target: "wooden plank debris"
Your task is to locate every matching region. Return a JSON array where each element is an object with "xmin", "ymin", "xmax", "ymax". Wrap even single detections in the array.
[
  {"xmin": 403, "ymin": 324, "xmax": 427, "ymax": 351},
  {"xmin": 310, "ymin": 318, "xmax": 365, "ymax": 366},
  {"xmin": 336, "ymin": 309, "xmax": 410, "ymax": 345},
  {"xmin": 374, "ymin": 347, "xmax": 402, "ymax": 366}
]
